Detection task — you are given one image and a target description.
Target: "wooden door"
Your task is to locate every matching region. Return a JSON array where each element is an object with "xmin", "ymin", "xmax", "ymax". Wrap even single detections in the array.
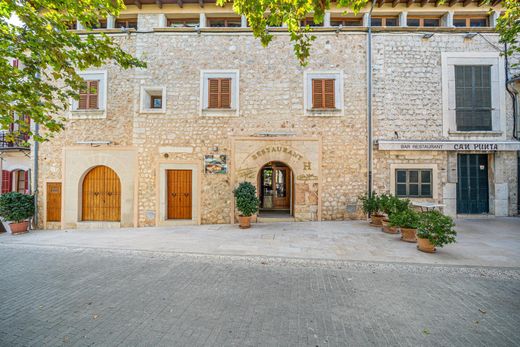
[
  {"xmin": 82, "ymin": 166, "xmax": 121, "ymax": 221},
  {"xmin": 46, "ymin": 182, "xmax": 62, "ymax": 222},
  {"xmin": 167, "ymin": 170, "xmax": 192, "ymax": 220},
  {"xmin": 273, "ymin": 167, "xmax": 290, "ymax": 209},
  {"xmin": 457, "ymin": 154, "xmax": 489, "ymax": 214}
]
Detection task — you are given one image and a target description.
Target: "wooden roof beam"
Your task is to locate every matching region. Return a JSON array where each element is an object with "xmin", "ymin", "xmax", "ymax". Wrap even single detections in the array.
[
  {"xmin": 156, "ymin": 0, "xmax": 162, "ymax": 8},
  {"xmin": 407, "ymin": 0, "xmax": 415, "ymax": 7},
  {"xmin": 491, "ymin": 0, "xmax": 501, "ymax": 5},
  {"xmin": 134, "ymin": 0, "xmax": 141, "ymax": 9},
  {"xmin": 199, "ymin": 0, "xmax": 204, "ymax": 7},
  {"xmin": 448, "ymin": 0, "xmax": 458, "ymax": 6},
  {"xmin": 421, "ymin": 0, "xmax": 428, "ymax": 7},
  {"xmin": 377, "ymin": 0, "xmax": 384, "ymax": 8},
  {"xmin": 177, "ymin": 0, "xmax": 183, "ymax": 8},
  {"xmin": 392, "ymin": 0, "xmax": 400, "ymax": 7},
  {"xmin": 463, "ymin": 0, "xmax": 472, "ymax": 6}
]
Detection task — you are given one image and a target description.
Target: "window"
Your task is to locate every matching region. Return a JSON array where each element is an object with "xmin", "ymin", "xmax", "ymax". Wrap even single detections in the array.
[
  {"xmin": 78, "ymin": 80, "xmax": 99, "ymax": 110},
  {"xmin": 208, "ymin": 18, "xmax": 241, "ymax": 27},
  {"xmin": 301, "ymin": 18, "xmax": 324, "ymax": 27},
  {"xmin": 453, "ymin": 17, "xmax": 488, "ymax": 28},
  {"xmin": 208, "ymin": 78, "xmax": 231, "ymax": 109},
  {"xmin": 201, "ymin": 71, "xmax": 239, "ymax": 116},
  {"xmin": 151, "ymin": 95, "xmax": 162, "ymax": 109},
  {"xmin": 312, "ymin": 79, "xmax": 335, "ymax": 109},
  {"xmin": 396, "ymin": 169, "xmax": 432, "ymax": 198},
  {"xmin": 2, "ymin": 170, "xmax": 11, "ymax": 194},
  {"xmin": 330, "ymin": 18, "xmax": 363, "ymax": 27},
  {"xmin": 304, "ymin": 71, "xmax": 343, "ymax": 115},
  {"xmin": 140, "ymin": 86, "xmax": 166, "ymax": 113},
  {"xmin": 455, "ymin": 65, "xmax": 492, "ymax": 131},
  {"xmin": 372, "ymin": 17, "xmax": 398, "ymax": 27},
  {"xmin": 407, "ymin": 17, "xmax": 440, "ymax": 27},
  {"xmin": 16, "ymin": 170, "xmax": 27, "ymax": 194},
  {"xmin": 167, "ymin": 18, "xmax": 199, "ymax": 28},
  {"xmin": 115, "ymin": 18, "xmax": 137, "ymax": 29},
  {"xmin": 93, "ymin": 20, "xmax": 108, "ymax": 29}
]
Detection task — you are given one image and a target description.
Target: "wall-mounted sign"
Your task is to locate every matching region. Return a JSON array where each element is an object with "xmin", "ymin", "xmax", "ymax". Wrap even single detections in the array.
[
  {"xmin": 377, "ymin": 140, "xmax": 520, "ymax": 152},
  {"xmin": 251, "ymin": 146, "xmax": 303, "ymax": 161},
  {"xmin": 204, "ymin": 155, "xmax": 227, "ymax": 174}
]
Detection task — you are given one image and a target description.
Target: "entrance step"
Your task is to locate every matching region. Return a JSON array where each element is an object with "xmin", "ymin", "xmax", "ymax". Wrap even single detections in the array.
[
  {"xmin": 257, "ymin": 216, "xmax": 295, "ymax": 223},
  {"xmin": 76, "ymin": 222, "xmax": 121, "ymax": 229}
]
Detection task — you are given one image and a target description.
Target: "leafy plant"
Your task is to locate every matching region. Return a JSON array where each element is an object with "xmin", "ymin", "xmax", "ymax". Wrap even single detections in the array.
[
  {"xmin": 233, "ymin": 182, "xmax": 260, "ymax": 217},
  {"xmin": 388, "ymin": 207, "xmax": 420, "ymax": 229},
  {"xmin": 0, "ymin": 192, "xmax": 35, "ymax": 223},
  {"xmin": 417, "ymin": 210, "xmax": 457, "ymax": 248},
  {"xmin": 379, "ymin": 194, "xmax": 409, "ymax": 217},
  {"xmin": 359, "ymin": 192, "xmax": 382, "ymax": 216}
]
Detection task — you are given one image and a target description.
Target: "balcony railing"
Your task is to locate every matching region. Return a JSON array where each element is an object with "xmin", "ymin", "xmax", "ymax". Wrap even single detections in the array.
[{"xmin": 0, "ymin": 132, "xmax": 30, "ymax": 150}]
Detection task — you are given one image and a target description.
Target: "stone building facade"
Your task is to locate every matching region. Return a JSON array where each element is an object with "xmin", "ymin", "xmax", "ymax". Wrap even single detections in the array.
[{"xmin": 36, "ymin": 0, "xmax": 519, "ymax": 229}]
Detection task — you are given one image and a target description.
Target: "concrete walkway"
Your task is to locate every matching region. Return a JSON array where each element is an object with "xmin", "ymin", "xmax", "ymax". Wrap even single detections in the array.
[{"xmin": 1, "ymin": 218, "xmax": 519, "ymax": 267}]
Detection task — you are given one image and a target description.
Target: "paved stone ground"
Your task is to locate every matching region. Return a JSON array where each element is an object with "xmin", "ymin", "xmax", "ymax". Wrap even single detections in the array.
[{"xmin": 1, "ymin": 245, "xmax": 519, "ymax": 346}]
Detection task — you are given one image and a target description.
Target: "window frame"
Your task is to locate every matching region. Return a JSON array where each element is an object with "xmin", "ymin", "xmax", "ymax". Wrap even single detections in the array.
[
  {"xmin": 371, "ymin": 16, "xmax": 399, "ymax": 27},
  {"xmin": 407, "ymin": 16, "xmax": 441, "ymax": 27},
  {"xmin": 329, "ymin": 17, "xmax": 363, "ymax": 27},
  {"xmin": 453, "ymin": 16, "xmax": 489, "ymax": 28},
  {"xmin": 304, "ymin": 71, "xmax": 344, "ymax": 116},
  {"xmin": 167, "ymin": 18, "xmax": 200, "ymax": 28},
  {"xmin": 441, "ymin": 52, "xmax": 506, "ymax": 139},
  {"xmin": 140, "ymin": 86, "xmax": 166, "ymax": 113},
  {"xmin": 78, "ymin": 80, "xmax": 99, "ymax": 110},
  {"xmin": 71, "ymin": 70, "xmax": 107, "ymax": 119},
  {"xmin": 200, "ymin": 70, "xmax": 239, "ymax": 117},
  {"xmin": 207, "ymin": 17, "xmax": 242, "ymax": 28},
  {"xmin": 311, "ymin": 79, "xmax": 336, "ymax": 110},
  {"xmin": 395, "ymin": 169, "xmax": 433, "ymax": 198},
  {"xmin": 115, "ymin": 18, "xmax": 138, "ymax": 29}
]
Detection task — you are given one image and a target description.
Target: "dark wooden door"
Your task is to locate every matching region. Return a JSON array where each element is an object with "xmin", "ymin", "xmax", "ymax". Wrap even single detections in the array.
[
  {"xmin": 46, "ymin": 182, "xmax": 62, "ymax": 222},
  {"xmin": 82, "ymin": 166, "xmax": 121, "ymax": 221},
  {"xmin": 273, "ymin": 167, "xmax": 290, "ymax": 209},
  {"xmin": 457, "ymin": 154, "xmax": 489, "ymax": 214},
  {"xmin": 167, "ymin": 170, "xmax": 192, "ymax": 220}
]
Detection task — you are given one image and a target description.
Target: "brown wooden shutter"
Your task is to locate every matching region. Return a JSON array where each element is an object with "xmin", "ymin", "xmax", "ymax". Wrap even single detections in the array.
[
  {"xmin": 78, "ymin": 81, "xmax": 88, "ymax": 109},
  {"xmin": 324, "ymin": 79, "xmax": 335, "ymax": 109},
  {"xmin": 312, "ymin": 79, "xmax": 335, "ymax": 109},
  {"xmin": 208, "ymin": 78, "xmax": 231, "ymax": 109},
  {"xmin": 208, "ymin": 79, "xmax": 219, "ymax": 108},
  {"xmin": 220, "ymin": 78, "xmax": 231, "ymax": 108},
  {"xmin": 88, "ymin": 80, "xmax": 99, "ymax": 109}
]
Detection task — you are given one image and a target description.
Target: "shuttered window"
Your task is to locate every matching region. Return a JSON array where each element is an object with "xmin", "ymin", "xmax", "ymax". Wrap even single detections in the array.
[
  {"xmin": 208, "ymin": 78, "xmax": 231, "ymax": 109},
  {"xmin": 455, "ymin": 65, "xmax": 492, "ymax": 131},
  {"xmin": 396, "ymin": 169, "xmax": 432, "ymax": 198},
  {"xmin": 2, "ymin": 170, "xmax": 11, "ymax": 194},
  {"xmin": 312, "ymin": 79, "xmax": 335, "ymax": 109},
  {"xmin": 78, "ymin": 80, "xmax": 99, "ymax": 110}
]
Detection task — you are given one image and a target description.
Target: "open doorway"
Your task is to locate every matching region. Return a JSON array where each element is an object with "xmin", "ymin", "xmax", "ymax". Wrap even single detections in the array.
[{"xmin": 258, "ymin": 161, "xmax": 293, "ymax": 218}]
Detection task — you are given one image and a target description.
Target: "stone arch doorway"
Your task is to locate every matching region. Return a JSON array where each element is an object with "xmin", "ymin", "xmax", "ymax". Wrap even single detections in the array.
[
  {"xmin": 81, "ymin": 165, "xmax": 121, "ymax": 222},
  {"xmin": 257, "ymin": 161, "xmax": 294, "ymax": 217}
]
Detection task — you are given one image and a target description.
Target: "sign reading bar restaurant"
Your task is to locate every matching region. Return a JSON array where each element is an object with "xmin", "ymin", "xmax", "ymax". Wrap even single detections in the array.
[{"xmin": 377, "ymin": 140, "xmax": 520, "ymax": 152}]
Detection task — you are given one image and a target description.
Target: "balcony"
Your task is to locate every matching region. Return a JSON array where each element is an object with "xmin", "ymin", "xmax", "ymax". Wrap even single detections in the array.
[{"xmin": 0, "ymin": 132, "xmax": 30, "ymax": 151}]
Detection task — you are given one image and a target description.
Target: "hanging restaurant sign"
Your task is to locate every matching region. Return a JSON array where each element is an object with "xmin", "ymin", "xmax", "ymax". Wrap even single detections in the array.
[
  {"xmin": 377, "ymin": 140, "xmax": 520, "ymax": 152},
  {"xmin": 204, "ymin": 154, "xmax": 227, "ymax": 174}
]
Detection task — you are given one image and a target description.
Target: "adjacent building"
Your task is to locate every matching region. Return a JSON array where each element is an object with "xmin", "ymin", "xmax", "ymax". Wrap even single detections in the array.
[{"xmin": 36, "ymin": 0, "xmax": 519, "ymax": 229}]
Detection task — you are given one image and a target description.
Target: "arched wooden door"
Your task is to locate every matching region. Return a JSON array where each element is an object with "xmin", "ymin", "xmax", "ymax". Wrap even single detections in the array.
[{"xmin": 82, "ymin": 166, "xmax": 121, "ymax": 221}]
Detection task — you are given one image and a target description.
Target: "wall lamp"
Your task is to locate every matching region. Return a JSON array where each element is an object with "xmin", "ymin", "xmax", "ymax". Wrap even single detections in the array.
[
  {"xmin": 464, "ymin": 33, "xmax": 478, "ymax": 40},
  {"xmin": 422, "ymin": 33, "xmax": 434, "ymax": 39}
]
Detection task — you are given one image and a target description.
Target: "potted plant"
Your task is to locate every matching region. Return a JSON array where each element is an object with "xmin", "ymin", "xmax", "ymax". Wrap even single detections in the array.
[
  {"xmin": 0, "ymin": 192, "xmax": 35, "ymax": 235},
  {"xmin": 388, "ymin": 207, "xmax": 420, "ymax": 242},
  {"xmin": 359, "ymin": 192, "xmax": 384, "ymax": 226},
  {"xmin": 380, "ymin": 194, "xmax": 408, "ymax": 234},
  {"xmin": 416, "ymin": 210, "xmax": 457, "ymax": 253},
  {"xmin": 233, "ymin": 181, "xmax": 260, "ymax": 229}
]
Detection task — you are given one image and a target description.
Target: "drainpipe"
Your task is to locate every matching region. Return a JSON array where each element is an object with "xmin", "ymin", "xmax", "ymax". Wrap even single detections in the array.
[
  {"xmin": 367, "ymin": 1, "xmax": 375, "ymax": 199},
  {"xmin": 33, "ymin": 123, "xmax": 39, "ymax": 228}
]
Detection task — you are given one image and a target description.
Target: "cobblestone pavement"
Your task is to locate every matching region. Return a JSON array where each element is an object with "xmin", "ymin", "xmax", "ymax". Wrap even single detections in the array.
[{"xmin": 1, "ymin": 245, "xmax": 519, "ymax": 347}]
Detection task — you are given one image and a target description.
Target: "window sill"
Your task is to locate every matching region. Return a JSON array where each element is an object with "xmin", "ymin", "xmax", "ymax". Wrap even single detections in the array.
[
  {"xmin": 201, "ymin": 108, "xmax": 238, "ymax": 117},
  {"xmin": 70, "ymin": 110, "xmax": 106, "ymax": 120},
  {"xmin": 449, "ymin": 130, "xmax": 503, "ymax": 136},
  {"xmin": 305, "ymin": 108, "xmax": 342, "ymax": 117},
  {"xmin": 139, "ymin": 108, "xmax": 166, "ymax": 114}
]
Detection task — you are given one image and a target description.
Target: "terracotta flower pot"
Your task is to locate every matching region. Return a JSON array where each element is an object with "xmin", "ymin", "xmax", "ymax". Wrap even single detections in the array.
[
  {"xmin": 370, "ymin": 214, "xmax": 384, "ymax": 227},
  {"xmin": 381, "ymin": 219, "xmax": 399, "ymax": 234},
  {"xmin": 417, "ymin": 237, "xmax": 436, "ymax": 253},
  {"xmin": 238, "ymin": 215, "xmax": 251, "ymax": 229},
  {"xmin": 9, "ymin": 221, "xmax": 29, "ymax": 235},
  {"xmin": 400, "ymin": 227, "xmax": 417, "ymax": 243}
]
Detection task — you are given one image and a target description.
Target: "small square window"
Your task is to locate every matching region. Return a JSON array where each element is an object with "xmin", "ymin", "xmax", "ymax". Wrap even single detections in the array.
[
  {"xmin": 395, "ymin": 169, "xmax": 433, "ymax": 198},
  {"xmin": 304, "ymin": 71, "xmax": 343, "ymax": 116},
  {"xmin": 151, "ymin": 95, "xmax": 162, "ymax": 109}
]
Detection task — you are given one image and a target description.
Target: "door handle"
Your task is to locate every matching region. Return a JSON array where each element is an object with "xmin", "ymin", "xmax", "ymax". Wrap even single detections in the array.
[
  {"xmin": 171, "ymin": 193, "xmax": 177, "ymax": 197},
  {"xmin": 107, "ymin": 192, "xmax": 113, "ymax": 196},
  {"xmin": 184, "ymin": 193, "xmax": 189, "ymax": 197}
]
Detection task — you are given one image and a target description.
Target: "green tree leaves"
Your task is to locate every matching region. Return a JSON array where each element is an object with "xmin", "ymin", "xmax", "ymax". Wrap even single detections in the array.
[{"xmin": 0, "ymin": 0, "xmax": 145, "ymax": 142}]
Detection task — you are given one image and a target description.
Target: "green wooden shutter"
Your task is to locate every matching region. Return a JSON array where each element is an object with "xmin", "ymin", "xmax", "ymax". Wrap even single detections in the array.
[{"xmin": 455, "ymin": 65, "xmax": 492, "ymax": 131}]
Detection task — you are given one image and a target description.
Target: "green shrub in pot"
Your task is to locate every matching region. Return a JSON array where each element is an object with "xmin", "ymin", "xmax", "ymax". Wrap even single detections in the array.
[
  {"xmin": 0, "ymin": 192, "xmax": 34, "ymax": 223},
  {"xmin": 417, "ymin": 210, "xmax": 457, "ymax": 248}
]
